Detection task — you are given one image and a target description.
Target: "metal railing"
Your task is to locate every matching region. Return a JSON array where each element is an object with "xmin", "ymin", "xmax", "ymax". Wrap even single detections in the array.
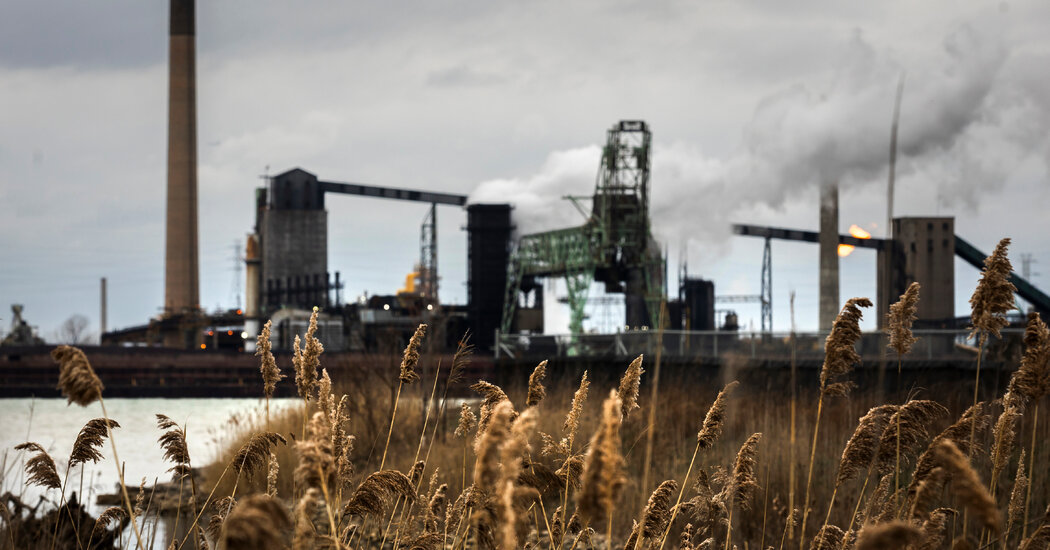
[{"xmin": 494, "ymin": 328, "xmax": 1027, "ymax": 362}]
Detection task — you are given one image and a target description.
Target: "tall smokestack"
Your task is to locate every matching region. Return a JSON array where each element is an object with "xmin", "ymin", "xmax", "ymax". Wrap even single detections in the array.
[
  {"xmin": 819, "ymin": 183, "xmax": 839, "ymax": 331},
  {"xmin": 164, "ymin": 0, "xmax": 199, "ymax": 316}
]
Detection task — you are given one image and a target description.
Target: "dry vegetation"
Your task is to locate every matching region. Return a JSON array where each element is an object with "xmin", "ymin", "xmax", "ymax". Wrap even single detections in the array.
[{"xmin": 3, "ymin": 237, "xmax": 1050, "ymax": 550}]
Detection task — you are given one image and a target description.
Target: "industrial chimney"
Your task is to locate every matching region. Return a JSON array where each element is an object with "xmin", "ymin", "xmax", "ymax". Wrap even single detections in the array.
[
  {"xmin": 164, "ymin": 0, "xmax": 200, "ymax": 321},
  {"xmin": 818, "ymin": 182, "xmax": 840, "ymax": 331}
]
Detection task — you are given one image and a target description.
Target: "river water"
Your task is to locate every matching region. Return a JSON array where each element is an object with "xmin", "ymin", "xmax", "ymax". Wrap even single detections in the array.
[{"xmin": 0, "ymin": 397, "xmax": 298, "ymax": 538}]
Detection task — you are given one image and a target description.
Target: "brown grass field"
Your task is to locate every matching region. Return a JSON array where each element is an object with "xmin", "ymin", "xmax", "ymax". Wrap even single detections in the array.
[{"xmin": 3, "ymin": 237, "xmax": 1050, "ymax": 550}]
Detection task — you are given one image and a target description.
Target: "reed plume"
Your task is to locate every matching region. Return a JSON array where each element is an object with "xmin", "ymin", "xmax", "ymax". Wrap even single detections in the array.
[
  {"xmin": 933, "ymin": 440, "xmax": 1000, "ymax": 533},
  {"xmin": 256, "ymin": 319, "xmax": 284, "ymax": 400},
  {"xmin": 496, "ymin": 407, "xmax": 539, "ymax": 550},
  {"xmin": 564, "ymin": 371, "xmax": 591, "ymax": 442},
  {"xmin": 157, "ymin": 414, "xmax": 191, "ymax": 479},
  {"xmin": 1008, "ymin": 312, "xmax": 1050, "ymax": 403},
  {"xmin": 917, "ymin": 508, "xmax": 953, "ymax": 550},
  {"xmin": 641, "ymin": 480, "xmax": 677, "ymax": 541},
  {"xmin": 526, "ymin": 360, "xmax": 548, "ymax": 407},
  {"xmin": 69, "ymin": 418, "xmax": 120, "ymax": 467},
  {"xmin": 1008, "ymin": 450, "xmax": 1028, "ymax": 536},
  {"xmin": 232, "ymin": 432, "xmax": 287, "ymax": 480},
  {"xmin": 52, "ymin": 345, "xmax": 103, "ymax": 406},
  {"xmin": 220, "ymin": 494, "xmax": 292, "ymax": 550},
  {"xmin": 425, "ymin": 483, "xmax": 448, "ymax": 534},
  {"xmin": 909, "ymin": 467, "xmax": 947, "ymax": 521},
  {"xmin": 91, "ymin": 506, "xmax": 126, "ymax": 539},
  {"xmin": 908, "ymin": 402, "xmax": 987, "ymax": 497},
  {"xmin": 296, "ymin": 412, "xmax": 335, "ymax": 490},
  {"xmin": 809, "ymin": 525, "xmax": 845, "ymax": 550},
  {"xmin": 456, "ymin": 403, "xmax": 478, "ymax": 438},
  {"xmin": 887, "ymin": 282, "xmax": 920, "ymax": 356},
  {"xmin": 400, "ymin": 323, "xmax": 427, "ymax": 384},
  {"xmin": 474, "ymin": 401, "xmax": 515, "ymax": 494},
  {"xmin": 835, "ymin": 405, "xmax": 898, "ymax": 486},
  {"xmin": 207, "ymin": 495, "xmax": 238, "ymax": 540},
  {"xmin": 303, "ymin": 306, "xmax": 324, "ymax": 379},
  {"xmin": 855, "ymin": 521, "xmax": 922, "ymax": 550},
  {"xmin": 1020, "ymin": 509, "xmax": 1050, "ymax": 550},
  {"xmin": 577, "ymin": 390, "xmax": 626, "ymax": 528},
  {"xmin": 14, "ymin": 442, "xmax": 61, "ymax": 490},
  {"xmin": 342, "ymin": 470, "xmax": 415, "ymax": 519},
  {"xmin": 820, "ymin": 297, "xmax": 872, "ymax": 397},
  {"xmin": 618, "ymin": 354, "xmax": 645, "ymax": 419},
  {"xmin": 697, "ymin": 380, "xmax": 739, "ymax": 450},
  {"xmin": 990, "ymin": 402, "xmax": 1021, "ymax": 489},
  {"xmin": 726, "ymin": 433, "xmax": 762, "ymax": 510},
  {"xmin": 969, "ymin": 237, "xmax": 1015, "ymax": 340},
  {"xmin": 292, "ymin": 334, "xmax": 307, "ymax": 400},
  {"xmin": 267, "ymin": 451, "xmax": 279, "ymax": 498},
  {"xmin": 874, "ymin": 400, "xmax": 947, "ymax": 474},
  {"xmin": 293, "ymin": 488, "xmax": 320, "ymax": 550},
  {"xmin": 1011, "ymin": 312, "xmax": 1050, "ymax": 540}
]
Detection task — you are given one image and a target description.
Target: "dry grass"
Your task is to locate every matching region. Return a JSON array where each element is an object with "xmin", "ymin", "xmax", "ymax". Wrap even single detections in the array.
[{"xmin": 5, "ymin": 237, "xmax": 1050, "ymax": 550}]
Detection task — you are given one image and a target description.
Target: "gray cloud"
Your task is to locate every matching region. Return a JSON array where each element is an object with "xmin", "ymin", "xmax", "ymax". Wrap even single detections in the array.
[{"xmin": 2, "ymin": 0, "xmax": 1049, "ymax": 336}]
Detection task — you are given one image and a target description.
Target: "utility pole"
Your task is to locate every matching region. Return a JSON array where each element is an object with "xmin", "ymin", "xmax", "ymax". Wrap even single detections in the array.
[{"xmin": 100, "ymin": 277, "xmax": 107, "ymax": 344}]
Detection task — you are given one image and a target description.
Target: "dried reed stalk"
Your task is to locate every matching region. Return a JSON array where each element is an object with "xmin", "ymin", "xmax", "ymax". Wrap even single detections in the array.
[
  {"xmin": 854, "ymin": 521, "xmax": 922, "ymax": 550},
  {"xmin": 69, "ymin": 418, "xmax": 120, "ymax": 468},
  {"xmin": 639, "ymin": 480, "xmax": 677, "ymax": 548},
  {"xmin": 887, "ymin": 282, "xmax": 920, "ymax": 357},
  {"xmin": 13, "ymin": 442, "xmax": 60, "ymax": 490},
  {"xmin": 381, "ymin": 323, "xmax": 427, "ymax": 470},
  {"xmin": 908, "ymin": 402, "xmax": 987, "ymax": 499},
  {"xmin": 526, "ymin": 360, "xmax": 548, "ymax": 408},
  {"xmin": 577, "ymin": 390, "xmax": 626, "ymax": 543},
  {"xmin": 724, "ymin": 433, "xmax": 763, "ymax": 550},
  {"xmin": 52, "ymin": 345, "xmax": 145, "ymax": 549},
  {"xmin": 220, "ymin": 494, "xmax": 291, "ymax": 550},
  {"xmin": 802, "ymin": 298, "xmax": 871, "ymax": 549},
  {"xmin": 934, "ymin": 440, "xmax": 1000, "ymax": 534},
  {"xmin": 660, "ymin": 380, "xmax": 739, "ymax": 549},
  {"xmin": 1008, "ymin": 311, "xmax": 1049, "ymax": 539},
  {"xmin": 618, "ymin": 354, "xmax": 645, "ymax": 420},
  {"xmin": 256, "ymin": 319, "xmax": 284, "ymax": 427},
  {"xmin": 1007, "ymin": 450, "xmax": 1028, "ymax": 542},
  {"xmin": 836, "ymin": 405, "xmax": 898, "ymax": 487}
]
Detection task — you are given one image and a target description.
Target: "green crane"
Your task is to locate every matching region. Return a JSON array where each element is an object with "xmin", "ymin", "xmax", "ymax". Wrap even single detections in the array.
[{"xmin": 501, "ymin": 120, "xmax": 665, "ymax": 341}]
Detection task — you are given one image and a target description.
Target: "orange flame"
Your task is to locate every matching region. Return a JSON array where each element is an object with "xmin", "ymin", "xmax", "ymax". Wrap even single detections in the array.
[
  {"xmin": 838, "ymin": 224, "xmax": 873, "ymax": 256},
  {"xmin": 849, "ymin": 224, "xmax": 872, "ymax": 239}
]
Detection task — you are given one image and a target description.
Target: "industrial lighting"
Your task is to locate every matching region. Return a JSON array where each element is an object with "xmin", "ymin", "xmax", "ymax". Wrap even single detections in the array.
[
  {"xmin": 200, "ymin": 343, "xmax": 206, "ymax": 350},
  {"xmin": 427, "ymin": 304, "xmax": 434, "ymax": 311},
  {"xmin": 227, "ymin": 330, "xmax": 233, "ymax": 336},
  {"xmin": 241, "ymin": 331, "xmax": 248, "ymax": 339},
  {"xmin": 383, "ymin": 304, "xmax": 390, "ymax": 311}
]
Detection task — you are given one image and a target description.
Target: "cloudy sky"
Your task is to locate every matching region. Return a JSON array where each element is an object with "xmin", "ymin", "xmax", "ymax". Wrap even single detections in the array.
[{"xmin": 2, "ymin": 0, "xmax": 1049, "ymax": 340}]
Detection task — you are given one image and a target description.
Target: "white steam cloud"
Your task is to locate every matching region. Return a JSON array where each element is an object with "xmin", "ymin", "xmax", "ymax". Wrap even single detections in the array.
[{"xmin": 471, "ymin": 23, "xmax": 1049, "ymax": 256}]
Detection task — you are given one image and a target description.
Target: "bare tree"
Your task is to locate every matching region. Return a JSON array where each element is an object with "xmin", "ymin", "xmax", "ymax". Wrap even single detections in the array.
[{"xmin": 56, "ymin": 314, "xmax": 92, "ymax": 345}]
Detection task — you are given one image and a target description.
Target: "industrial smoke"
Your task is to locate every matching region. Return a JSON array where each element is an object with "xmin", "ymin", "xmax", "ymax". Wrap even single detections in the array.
[{"xmin": 471, "ymin": 23, "xmax": 1046, "ymax": 255}]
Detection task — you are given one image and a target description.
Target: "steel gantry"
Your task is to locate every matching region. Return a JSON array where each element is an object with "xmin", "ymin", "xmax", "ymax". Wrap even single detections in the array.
[{"xmin": 501, "ymin": 121, "xmax": 665, "ymax": 339}]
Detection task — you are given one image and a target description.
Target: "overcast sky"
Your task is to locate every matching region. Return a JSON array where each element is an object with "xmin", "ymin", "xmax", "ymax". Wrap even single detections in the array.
[{"xmin": 2, "ymin": 0, "xmax": 1048, "ymax": 340}]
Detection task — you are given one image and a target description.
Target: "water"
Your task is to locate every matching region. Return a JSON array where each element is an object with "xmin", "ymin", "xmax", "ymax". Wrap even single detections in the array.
[{"xmin": 0, "ymin": 397, "xmax": 297, "ymax": 514}]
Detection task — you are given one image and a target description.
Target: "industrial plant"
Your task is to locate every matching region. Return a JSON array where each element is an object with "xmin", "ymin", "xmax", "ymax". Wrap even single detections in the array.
[
  {"xmin": 85, "ymin": 0, "xmax": 1049, "ymax": 360},
  {"xmin": 4, "ymin": 0, "xmax": 1049, "ymax": 400}
]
